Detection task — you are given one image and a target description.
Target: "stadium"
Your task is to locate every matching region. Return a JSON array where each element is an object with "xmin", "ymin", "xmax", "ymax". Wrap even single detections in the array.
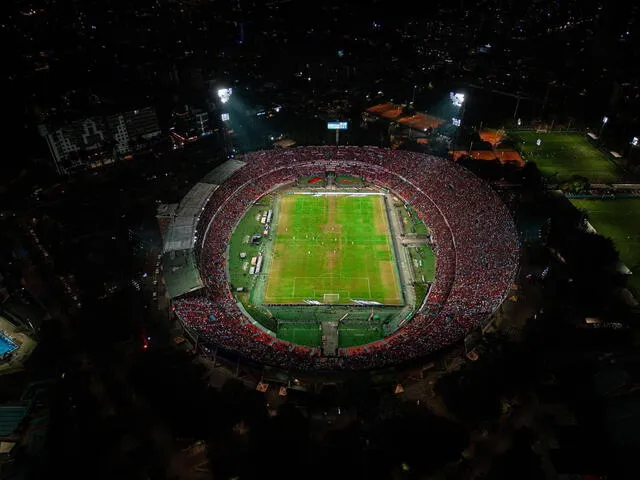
[{"xmin": 162, "ymin": 146, "xmax": 519, "ymax": 371}]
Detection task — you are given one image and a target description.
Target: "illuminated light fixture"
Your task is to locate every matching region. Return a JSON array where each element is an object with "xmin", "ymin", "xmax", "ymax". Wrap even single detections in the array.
[
  {"xmin": 632, "ymin": 137, "xmax": 639, "ymax": 146},
  {"xmin": 450, "ymin": 92, "xmax": 465, "ymax": 107},
  {"xmin": 602, "ymin": 116, "xmax": 608, "ymax": 124},
  {"xmin": 217, "ymin": 88, "xmax": 232, "ymax": 104},
  {"xmin": 221, "ymin": 113, "xmax": 230, "ymax": 121},
  {"xmin": 452, "ymin": 117, "xmax": 461, "ymax": 127},
  {"xmin": 536, "ymin": 138, "xmax": 542, "ymax": 146}
]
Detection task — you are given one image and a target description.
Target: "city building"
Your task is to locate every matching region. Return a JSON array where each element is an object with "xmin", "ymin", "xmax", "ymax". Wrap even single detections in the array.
[
  {"xmin": 38, "ymin": 107, "xmax": 162, "ymax": 174},
  {"xmin": 170, "ymin": 105, "xmax": 212, "ymax": 147}
]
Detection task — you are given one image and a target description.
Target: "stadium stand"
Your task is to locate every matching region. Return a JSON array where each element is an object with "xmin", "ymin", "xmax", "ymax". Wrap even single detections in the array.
[
  {"xmin": 161, "ymin": 159, "xmax": 246, "ymax": 299},
  {"xmin": 170, "ymin": 147, "xmax": 519, "ymax": 371}
]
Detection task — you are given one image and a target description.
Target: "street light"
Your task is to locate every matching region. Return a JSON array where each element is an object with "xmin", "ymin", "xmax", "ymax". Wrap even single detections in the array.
[{"xmin": 598, "ymin": 115, "xmax": 608, "ymax": 137}]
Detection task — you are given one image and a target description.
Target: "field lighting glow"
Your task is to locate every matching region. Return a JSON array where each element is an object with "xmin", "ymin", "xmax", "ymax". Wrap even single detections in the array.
[
  {"xmin": 632, "ymin": 137, "xmax": 639, "ymax": 146},
  {"xmin": 452, "ymin": 117, "xmax": 461, "ymax": 127},
  {"xmin": 602, "ymin": 116, "xmax": 608, "ymax": 124},
  {"xmin": 217, "ymin": 88, "xmax": 232, "ymax": 104},
  {"xmin": 450, "ymin": 92, "xmax": 465, "ymax": 107}
]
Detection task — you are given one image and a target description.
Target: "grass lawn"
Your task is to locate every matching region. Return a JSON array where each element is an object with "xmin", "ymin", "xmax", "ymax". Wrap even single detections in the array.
[
  {"xmin": 277, "ymin": 323, "xmax": 322, "ymax": 346},
  {"xmin": 571, "ymin": 198, "xmax": 640, "ymax": 291},
  {"xmin": 511, "ymin": 131, "xmax": 625, "ymax": 183},
  {"xmin": 338, "ymin": 324, "xmax": 384, "ymax": 348},
  {"xmin": 298, "ymin": 175, "xmax": 325, "ymax": 187},
  {"xmin": 335, "ymin": 174, "xmax": 364, "ymax": 186},
  {"xmin": 264, "ymin": 193, "xmax": 403, "ymax": 304},
  {"xmin": 409, "ymin": 246, "xmax": 436, "ymax": 283},
  {"xmin": 228, "ymin": 204, "xmax": 271, "ymax": 291},
  {"xmin": 397, "ymin": 205, "xmax": 430, "ymax": 235}
]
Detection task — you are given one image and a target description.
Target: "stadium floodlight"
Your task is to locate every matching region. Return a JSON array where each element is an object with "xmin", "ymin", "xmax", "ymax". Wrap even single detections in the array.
[
  {"xmin": 598, "ymin": 116, "xmax": 609, "ymax": 137},
  {"xmin": 221, "ymin": 113, "xmax": 230, "ymax": 122},
  {"xmin": 452, "ymin": 117, "xmax": 461, "ymax": 127},
  {"xmin": 450, "ymin": 92, "xmax": 465, "ymax": 107},
  {"xmin": 536, "ymin": 138, "xmax": 542, "ymax": 146},
  {"xmin": 632, "ymin": 137, "xmax": 639, "ymax": 147},
  {"xmin": 217, "ymin": 88, "xmax": 232, "ymax": 104},
  {"xmin": 517, "ymin": 118, "xmax": 522, "ymax": 126}
]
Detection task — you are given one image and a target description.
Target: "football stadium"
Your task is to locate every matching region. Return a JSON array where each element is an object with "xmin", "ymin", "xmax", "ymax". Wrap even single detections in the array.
[{"xmin": 163, "ymin": 147, "xmax": 519, "ymax": 371}]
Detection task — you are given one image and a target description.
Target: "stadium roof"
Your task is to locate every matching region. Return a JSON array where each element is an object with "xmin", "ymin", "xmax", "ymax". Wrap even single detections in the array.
[
  {"xmin": 396, "ymin": 112, "xmax": 445, "ymax": 131},
  {"xmin": 162, "ymin": 159, "xmax": 248, "ymax": 297},
  {"xmin": 162, "ymin": 250, "xmax": 203, "ymax": 299},
  {"xmin": 163, "ymin": 160, "xmax": 247, "ymax": 253},
  {"xmin": 450, "ymin": 149, "xmax": 525, "ymax": 167},
  {"xmin": 200, "ymin": 158, "xmax": 246, "ymax": 185},
  {"xmin": 479, "ymin": 129, "xmax": 506, "ymax": 146},
  {"xmin": 366, "ymin": 103, "xmax": 445, "ymax": 131},
  {"xmin": 365, "ymin": 102, "xmax": 404, "ymax": 120},
  {"xmin": 163, "ymin": 182, "xmax": 217, "ymax": 252},
  {"xmin": 156, "ymin": 202, "xmax": 178, "ymax": 218}
]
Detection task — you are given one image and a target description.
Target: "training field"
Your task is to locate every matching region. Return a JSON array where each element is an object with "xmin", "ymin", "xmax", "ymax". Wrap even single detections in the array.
[
  {"xmin": 511, "ymin": 131, "xmax": 624, "ymax": 183},
  {"xmin": 571, "ymin": 198, "xmax": 640, "ymax": 291},
  {"xmin": 263, "ymin": 193, "xmax": 403, "ymax": 305}
]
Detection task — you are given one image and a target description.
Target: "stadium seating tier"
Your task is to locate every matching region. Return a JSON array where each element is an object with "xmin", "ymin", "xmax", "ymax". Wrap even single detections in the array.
[{"xmin": 173, "ymin": 146, "xmax": 519, "ymax": 371}]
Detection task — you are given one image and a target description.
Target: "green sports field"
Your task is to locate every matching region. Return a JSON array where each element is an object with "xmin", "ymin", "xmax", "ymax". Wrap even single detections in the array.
[
  {"xmin": 264, "ymin": 193, "xmax": 403, "ymax": 305},
  {"xmin": 511, "ymin": 131, "xmax": 625, "ymax": 183},
  {"xmin": 571, "ymin": 198, "xmax": 640, "ymax": 291}
]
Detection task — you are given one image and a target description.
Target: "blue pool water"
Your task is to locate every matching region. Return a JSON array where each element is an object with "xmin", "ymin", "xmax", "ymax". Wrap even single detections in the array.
[{"xmin": 0, "ymin": 333, "xmax": 18, "ymax": 356}]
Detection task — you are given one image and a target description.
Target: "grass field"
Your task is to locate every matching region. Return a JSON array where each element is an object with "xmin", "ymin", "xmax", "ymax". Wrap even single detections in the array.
[
  {"xmin": 511, "ymin": 131, "xmax": 624, "ymax": 183},
  {"xmin": 277, "ymin": 323, "xmax": 322, "ymax": 347},
  {"xmin": 409, "ymin": 246, "xmax": 436, "ymax": 283},
  {"xmin": 397, "ymin": 205, "xmax": 430, "ymax": 235},
  {"xmin": 263, "ymin": 193, "xmax": 403, "ymax": 305},
  {"xmin": 339, "ymin": 323, "xmax": 384, "ymax": 348},
  {"xmin": 228, "ymin": 203, "xmax": 271, "ymax": 291},
  {"xmin": 571, "ymin": 198, "xmax": 640, "ymax": 291}
]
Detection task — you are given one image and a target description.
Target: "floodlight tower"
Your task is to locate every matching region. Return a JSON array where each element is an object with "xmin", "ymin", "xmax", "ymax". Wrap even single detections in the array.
[
  {"xmin": 215, "ymin": 87, "xmax": 234, "ymax": 158},
  {"xmin": 217, "ymin": 88, "xmax": 233, "ymax": 104},
  {"xmin": 628, "ymin": 136, "xmax": 639, "ymax": 157},
  {"xmin": 450, "ymin": 92, "xmax": 466, "ymax": 150}
]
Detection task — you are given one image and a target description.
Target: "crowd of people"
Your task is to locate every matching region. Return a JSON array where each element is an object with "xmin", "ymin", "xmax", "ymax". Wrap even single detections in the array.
[{"xmin": 174, "ymin": 146, "xmax": 519, "ymax": 370}]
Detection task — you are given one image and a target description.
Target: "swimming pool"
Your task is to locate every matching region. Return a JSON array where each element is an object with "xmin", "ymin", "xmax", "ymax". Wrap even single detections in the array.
[{"xmin": 0, "ymin": 333, "xmax": 18, "ymax": 356}]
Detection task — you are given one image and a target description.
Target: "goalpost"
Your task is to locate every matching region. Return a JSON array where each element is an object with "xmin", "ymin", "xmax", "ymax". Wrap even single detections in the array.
[{"xmin": 323, "ymin": 293, "xmax": 340, "ymax": 303}]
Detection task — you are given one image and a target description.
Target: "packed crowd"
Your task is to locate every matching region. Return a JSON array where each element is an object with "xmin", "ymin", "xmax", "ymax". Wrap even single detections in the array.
[{"xmin": 174, "ymin": 146, "xmax": 519, "ymax": 370}]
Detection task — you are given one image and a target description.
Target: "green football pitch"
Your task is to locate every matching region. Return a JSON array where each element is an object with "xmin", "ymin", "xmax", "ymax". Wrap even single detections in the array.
[
  {"xmin": 571, "ymin": 198, "xmax": 640, "ymax": 291},
  {"xmin": 511, "ymin": 131, "xmax": 625, "ymax": 183},
  {"xmin": 263, "ymin": 193, "xmax": 403, "ymax": 305}
]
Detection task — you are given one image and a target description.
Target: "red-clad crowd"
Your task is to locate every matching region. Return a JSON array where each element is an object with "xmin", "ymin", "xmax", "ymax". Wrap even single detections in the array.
[{"xmin": 174, "ymin": 146, "xmax": 520, "ymax": 371}]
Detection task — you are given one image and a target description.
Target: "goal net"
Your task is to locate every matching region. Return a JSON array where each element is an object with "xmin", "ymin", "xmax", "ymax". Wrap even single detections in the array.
[{"xmin": 323, "ymin": 293, "xmax": 340, "ymax": 303}]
